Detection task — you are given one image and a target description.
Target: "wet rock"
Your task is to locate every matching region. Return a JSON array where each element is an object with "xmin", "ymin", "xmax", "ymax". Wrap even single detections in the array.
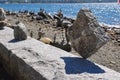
[
  {"xmin": 14, "ymin": 22, "xmax": 27, "ymax": 40},
  {"xmin": 68, "ymin": 9, "xmax": 110, "ymax": 59}
]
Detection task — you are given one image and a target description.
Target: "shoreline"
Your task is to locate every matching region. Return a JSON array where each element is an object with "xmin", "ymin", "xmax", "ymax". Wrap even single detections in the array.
[
  {"xmin": 5, "ymin": 9, "xmax": 120, "ymax": 73},
  {"xmin": 1, "ymin": 2, "xmax": 117, "ymax": 4}
]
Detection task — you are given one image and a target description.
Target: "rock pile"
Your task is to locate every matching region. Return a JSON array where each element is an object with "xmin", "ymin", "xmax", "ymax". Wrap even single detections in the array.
[
  {"xmin": 14, "ymin": 22, "xmax": 27, "ymax": 40},
  {"xmin": 68, "ymin": 9, "xmax": 110, "ymax": 59}
]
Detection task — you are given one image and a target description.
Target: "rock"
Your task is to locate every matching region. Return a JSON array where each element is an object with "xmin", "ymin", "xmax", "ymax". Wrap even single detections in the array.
[
  {"xmin": 0, "ymin": 27, "xmax": 120, "ymax": 80},
  {"xmin": 106, "ymin": 29, "xmax": 116, "ymax": 40},
  {"xmin": 0, "ymin": 8, "xmax": 7, "ymax": 29},
  {"xmin": 0, "ymin": 21, "xmax": 7, "ymax": 29},
  {"xmin": 68, "ymin": 9, "xmax": 110, "ymax": 59},
  {"xmin": 114, "ymin": 28, "xmax": 120, "ymax": 34},
  {"xmin": 38, "ymin": 11, "xmax": 48, "ymax": 19},
  {"xmin": 40, "ymin": 37, "xmax": 52, "ymax": 44},
  {"xmin": 56, "ymin": 19, "xmax": 63, "ymax": 27},
  {"xmin": 62, "ymin": 20, "xmax": 71, "ymax": 28},
  {"xmin": 14, "ymin": 22, "xmax": 27, "ymax": 40},
  {"xmin": 36, "ymin": 15, "xmax": 43, "ymax": 20},
  {"xmin": 110, "ymin": 61, "xmax": 116, "ymax": 64},
  {"xmin": 63, "ymin": 17, "xmax": 75, "ymax": 23},
  {"xmin": 0, "ymin": 8, "xmax": 6, "ymax": 21}
]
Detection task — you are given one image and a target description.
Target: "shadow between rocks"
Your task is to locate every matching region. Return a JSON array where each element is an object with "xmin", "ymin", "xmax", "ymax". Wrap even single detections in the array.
[{"xmin": 61, "ymin": 57, "xmax": 105, "ymax": 74}]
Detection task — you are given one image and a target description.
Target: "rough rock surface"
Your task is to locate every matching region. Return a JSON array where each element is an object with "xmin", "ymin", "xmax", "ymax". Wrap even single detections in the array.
[
  {"xmin": 68, "ymin": 9, "xmax": 110, "ymax": 58},
  {"xmin": 0, "ymin": 27, "xmax": 120, "ymax": 80},
  {"xmin": 14, "ymin": 22, "xmax": 27, "ymax": 40},
  {"xmin": 0, "ymin": 8, "xmax": 6, "ymax": 29},
  {"xmin": 0, "ymin": 8, "xmax": 6, "ymax": 21}
]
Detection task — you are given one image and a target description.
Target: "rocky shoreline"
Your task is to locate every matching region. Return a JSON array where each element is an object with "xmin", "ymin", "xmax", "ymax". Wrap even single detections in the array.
[
  {"xmin": 5, "ymin": 9, "xmax": 120, "ymax": 72},
  {"xmin": 0, "ymin": 8, "xmax": 120, "ymax": 79}
]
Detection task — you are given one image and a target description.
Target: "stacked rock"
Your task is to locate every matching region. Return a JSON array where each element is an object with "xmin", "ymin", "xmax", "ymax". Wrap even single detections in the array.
[
  {"xmin": 14, "ymin": 22, "xmax": 27, "ymax": 40},
  {"xmin": 68, "ymin": 9, "xmax": 110, "ymax": 59},
  {"xmin": 0, "ymin": 8, "xmax": 6, "ymax": 29}
]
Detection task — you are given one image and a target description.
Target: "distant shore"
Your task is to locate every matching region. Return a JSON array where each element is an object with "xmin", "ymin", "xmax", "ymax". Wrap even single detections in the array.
[{"xmin": 0, "ymin": 2, "xmax": 117, "ymax": 4}]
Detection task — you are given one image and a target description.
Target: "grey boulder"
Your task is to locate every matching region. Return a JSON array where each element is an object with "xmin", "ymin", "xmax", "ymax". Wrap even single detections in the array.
[
  {"xmin": 14, "ymin": 22, "xmax": 27, "ymax": 40},
  {"xmin": 68, "ymin": 9, "xmax": 110, "ymax": 59},
  {"xmin": 0, "ymin": 8, "xmax": 6, "ymax": 29},
  {"xmin": 0, "ymin": 8, "xmax": 6, "ymax": 21}
]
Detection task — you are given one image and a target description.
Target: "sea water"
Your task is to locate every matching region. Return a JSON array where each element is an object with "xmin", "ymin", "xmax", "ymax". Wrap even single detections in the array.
[{"xmin": 0, "ymin": 3, "xmax": 120, "ymax": 27}]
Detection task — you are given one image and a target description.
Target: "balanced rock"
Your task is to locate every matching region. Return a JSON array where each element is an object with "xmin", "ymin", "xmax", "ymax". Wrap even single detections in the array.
[
  {"xmin": 68, "ymin": 9, "xmax": 110, "ymax": 59},
  {"xmin": 14, "ymin": 22, "xmax": 27, "ymax": 40},
  {"xmin": 0, "ymin": 8, "xmax": 6, "ymax": 29},
  {"xmin": 0, "ymin": 8, "xmax": 6, "ymax": 21}
]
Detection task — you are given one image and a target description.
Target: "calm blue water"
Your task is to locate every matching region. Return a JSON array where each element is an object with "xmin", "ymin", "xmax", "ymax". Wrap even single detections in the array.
[{"xmin": 0, "ymin": 3, "xmax": 120, "ymax": 25}]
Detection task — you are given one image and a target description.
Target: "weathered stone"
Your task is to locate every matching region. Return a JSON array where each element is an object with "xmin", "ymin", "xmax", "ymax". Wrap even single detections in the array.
[
  {"xmin": 0, "ymin": 8, "xmax": 7, "ymax": 29},
  {"xmin": 56, "ymin": 19, "xmax": 63, "ymax": 27},
  {"xmin": 68, "ymin": 9, "xmax": 110, "ymax": 59},
  {"xmin": 0, "ymin": 21, "xmax": 7, "ymax": 29},
  {"xmin": 40, "ymin": 37, "xmax": 52, "ymax": 44},
  {"xmin": 0, "ymin": 27, "xmax": 120, "ymax": 80},
  {"xmin": 62, "ymin": 20, "xmax": 71, "ymax": 28},
  {"xmin": 0, "ymin": 8, "xmax": 6, "ymax": 21},
  {"xmin": 14, "ymin": 22, "xmax": 27, "ymax": 40},
  {"xmin": 114, "ymin": 28, "xmax": 120, "ymax": 34}
]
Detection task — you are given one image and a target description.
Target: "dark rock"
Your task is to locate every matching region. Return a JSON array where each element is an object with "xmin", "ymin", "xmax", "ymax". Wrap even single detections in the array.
[
  {"xmin": 63, "ymin": 17, "xmax": 75, "ymax": 23},
  {"xmin": 38, "ymin": 12, "xmax": 48, "ymax": 19},
  {"xmin": 68, "ymin": 9, "xmax": 110, "ymax": 59},
  {"xmin": 36, "ymin": 15, "xmax": 43, "ymax": 20},
  {"xmin": 14, "ymin": 22, "xmax": 27, "ymax": 40},
  {"xmin": 56, "ymin": 19, "xmax": 63, "ymax": 27},
  {"xmin": 0, "ymin": 21, "xmax": 7, "ymax": 29},
  {"xmin": 29, "ymin": 11, "xmax": 35, "ymax": 16},
  {"xmin": 53, "ymin": 15, "xmax": 60, "ymax": 20},
  {"xmin": 114, "ymin": 28, "xmax": 120, "ymax": 34},
  {"xmin": 43, "ymin": 19, "xmax": 50, "ymax": 24}
]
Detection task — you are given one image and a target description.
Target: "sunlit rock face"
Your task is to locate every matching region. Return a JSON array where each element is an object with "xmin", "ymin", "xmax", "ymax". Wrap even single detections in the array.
[{"xmin": 68, "ymin": 9, "xmax": 110, "ymax": 59}]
